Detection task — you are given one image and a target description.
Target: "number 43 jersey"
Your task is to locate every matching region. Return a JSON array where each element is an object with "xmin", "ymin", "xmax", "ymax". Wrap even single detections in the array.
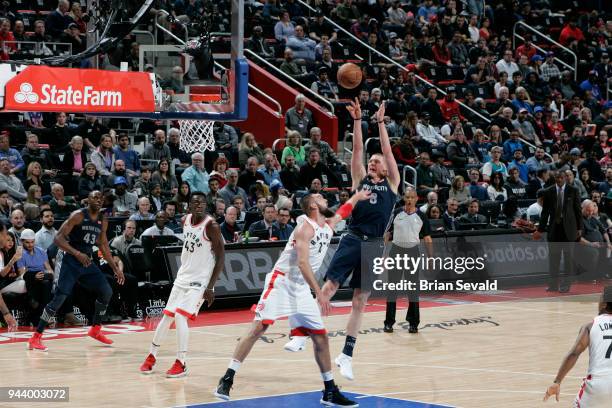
[
  {"xmin": 274, "ymin": 216, "xmax": 333, "ymax": 283},
  {"xmin": 68, "ymin": 208, "xmax": 104, "ymax": 255},
  {"xmin": 174, "ymin": 214, "xmax": 215, "ymax": 290}
]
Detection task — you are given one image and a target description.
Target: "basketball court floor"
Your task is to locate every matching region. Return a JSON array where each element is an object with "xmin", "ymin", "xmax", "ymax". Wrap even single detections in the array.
[{"xmin": 0, "ymin": 283, "xmax": 604, "ymax": 408}]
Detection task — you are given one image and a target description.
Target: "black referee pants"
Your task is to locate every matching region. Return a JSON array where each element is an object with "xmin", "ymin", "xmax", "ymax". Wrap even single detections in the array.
[{"xmin": 384, "ymin": 245, "xmax": 420, "ymax": 328}]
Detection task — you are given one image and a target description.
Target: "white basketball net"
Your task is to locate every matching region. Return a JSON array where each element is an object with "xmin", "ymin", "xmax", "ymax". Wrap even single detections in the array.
[{"xmin": 178, "ymin": 119, "xmax": 216, "ymax": 153}]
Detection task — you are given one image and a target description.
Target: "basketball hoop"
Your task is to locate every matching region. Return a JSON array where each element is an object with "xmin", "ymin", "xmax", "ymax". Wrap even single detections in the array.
[{"xmin": 178, "ymin": 119, "xmax": 216, "ymax": 153}]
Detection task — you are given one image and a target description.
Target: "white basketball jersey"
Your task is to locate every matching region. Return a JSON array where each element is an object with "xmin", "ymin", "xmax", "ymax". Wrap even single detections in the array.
[
  {"xmin": 274, "ymin": 217, "xmax": 333, "ymax": 281},
  {"xmin": 174, "ymin": 214, "xmax": 215, "ymax": 289},
  {"xmin": 588, "ymin": 314, "xmax": 612, "ymax": 376}
]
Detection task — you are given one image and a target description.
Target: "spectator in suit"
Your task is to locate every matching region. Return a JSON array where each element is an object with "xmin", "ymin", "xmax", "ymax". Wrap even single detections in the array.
[
  {"xmin": 459, "ymin": 199, "xmax": 488, "ymax": 224},
  {"xmin": 148, "ymin": 183, "xmax": 164, "ymax": 214},
  {"xmin": 527, "ymin": 168, "xmax": 552, "ymax": 199},
  {"xmin": 534, "ymin": 171, "xmax": 583, "ymax": 293},
  {"xmin": 140, "ymin": 211, "xmax": 176, "ymax": 237},
  {"xmin": 246, "ymin": 26, "xmax": 274, "ymax": 58},
  {"xmin": 276, "ymin": 207, "xmax": 294, "ymax": 240},
  {"xmin": 220, "ymin": 206, "xmax": 242, "ymax": 243},
  {"xmin": 45, "ymin": 0, "xmax": 71, "ymax": 39},
  {"xmin": 248, "ymin": 204, "xmax": 280, "ymax": 241},
  {"xmin": 443, "ymin": 198, "xmax": 460, "ymax": 231}
]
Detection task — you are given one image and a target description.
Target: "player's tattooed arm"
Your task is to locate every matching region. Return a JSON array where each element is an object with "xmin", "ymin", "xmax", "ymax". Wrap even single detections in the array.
[
  {"xmin": 54, "ymin": 210, "xmax": 91, "ymax": 267},
  {"xmin": 98, "ymin": 218, "xmax": 125, "ymax": 285},
  {"xmin": 544, "ymin": 322, "xmax": 591, "ymax": 402},
  {"xmin": 295, "ymin": 222, "xmax": 331, "ymax": 316},
  {"xmin": 205, "ymin": 221, "xmax": 225, "ymax": 307}
]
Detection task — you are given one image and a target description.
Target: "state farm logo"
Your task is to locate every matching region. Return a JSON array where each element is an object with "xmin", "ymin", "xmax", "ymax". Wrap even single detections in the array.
[
  {"xmin": 14, "ymin": 83, "xmax": 39, "ymax": 104},
  {"xmin": 13, "ymin": 82, "xmax": 123, "ymax": 107}
]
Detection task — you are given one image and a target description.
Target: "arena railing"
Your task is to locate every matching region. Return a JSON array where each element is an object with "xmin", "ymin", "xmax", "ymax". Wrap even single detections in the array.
[
  {"xmin": 513, "ymin": 21, "xmax": 577, "ymax": 80},
  {"xmin": 244, "ymin": 48, "xmax": 336, "ymax": 115},
  {"xmin": 3, "ymin": 40, "xmax": 72, "ymax": 58},
  {"xmin": 294, "ymin": 0, "xmax": 491, "ymax": 126}
]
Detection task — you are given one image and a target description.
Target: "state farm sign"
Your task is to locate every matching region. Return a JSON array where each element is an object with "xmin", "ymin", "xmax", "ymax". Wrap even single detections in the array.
[{"xmin": 4, "ymin": 66, "xmax": 155, "ymax": 113}]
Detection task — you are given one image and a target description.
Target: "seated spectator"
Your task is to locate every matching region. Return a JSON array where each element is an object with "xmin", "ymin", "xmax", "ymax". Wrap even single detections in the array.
[
  {"xmin": 59, "ymin": 22, "xmax": 85, "ymax": 54},
  {"xmin": 419, "ymin": 191, "xmax": 438, "ymax": 214},
  {"xmin": 305, "ymin": 127, "xmax": 344, "ymax": 168},
  {"xmin": 62, "ymin": 135, "xmax": 88, "ymax": 187},
  {"xmin": 143, "ymin": 130, "xmax": 171, "ymax": 161},
  {"xmin": 134, "ymin": 166, "xmax": 152, "ymax": 197},
  {"xmin": 487, "ymin": 172, "xmax": 508, "ymax": 202},
  {"xmin": 34, "ymin": 209, "xmax": 57, "ymax": 251},
  {"xmin": 511, "ymin": 87, "xmax": 533, "ymax": 114},
  {"xmin": 247, "ymin": 25, "xmax": 274, "ymax": 58},
  {"xmin": 274, "ymin": 10, "xmax": 295, "ymax": 43},
  {"xmin": 75, "ymin": 116, "xmax": 108, "ymax": 151},
  {"xmin": 459, "ymin": 199, "xmax": 488, "ymax": 224},
  {"xmin": 513, "ymin": 108, "xmax": 542, "ymax": 146},
  {"xmin": 447, "ymin": 132, "xmax": 478, "ymax": 169},
  {"xmin": 431, "ymin": 152, "xmax": 453, "ymax": 189},
  {"xmin": 467, "ymin": 168, "xmax": 489, "ymax": 201},
  {"xmin": 449, "ymin": 175, "xmax": 471, "ymax": 205},
  {"xmin": 565, "ymin": 169, "xmax": 588, "ymax": 200},
  {"xmin": 232, "ymin": 196, "xmax": 247, "ymax": 222},
  {"xmin": 0, "ymin": 158, "xmax": 25, "ymax": 202},
  {"xmin": 78, "ymin": 162, "xmax": 105, "ymax": 200},
  {"xmin": 506, "ymin": 167, "xmax": 528, "ymax": 199},
  {"xmin": 112, "ymin": 177, "xmax": 137, "ymax": 216},
  {"xmin": 526, "ymin": 147, "xmax": 550, "ymax": 174},
  {"xmin": 508, "ymin": 149, "xmax": 529, "ymax": 183},
  {"xmin": 172, "ymin": 181, "xmax": 191, "ymax": 214},
  {"xmin": 129, "ymin": 197, "xmax": 155, "ymax": 221},
  {"xmin": 416, "ymin": 152, "xmax": 437, "ymax": 196},
  {"xmin": 17, "ymin": 229, "xmax": 54, "ymax": 324},
  {"xmin": 0, "ymin": 133, "xmax": 24, "ymax": 176},
  {"xmin": 212, "ymin": 124, "xmax": 239, "ymax": 165},
  {"xmin": 24, "ymin": 161, "xmax": 52, "ymax": 198},
  {"xmin": 596, "ymin": 168, "xmax": 612, "ymax": 196},
  {"xmin": 447, "ymin": 32, "xmax": 469, "ymax": 67},
  {"xmin": 417, "ymin": 113, "xmax": 447, "ymax": 148},
  {"xmin": 279, "ymin": 155, "xmax": 301, "ymax": 193},
  {"xmin": 206, "ymin": 178, "xmax": 222, "ymax": 214},
  {"xmin": 525, "ymin": 189, "xmax": 544, "ymax": 221},
  {"xmin": 311, "ymin": 67, "xmax": 338, "ymax": 101},
  {"xmin": 276, "ymin": 207, "xmax": 294, "ymax": 240},
  {"xmin": 502, "ymin": 130, "xmax": 527, "ymax": 162},
  {"xmin": 426, "ymin": 203, "xmax": 443, "ymax": 224},
  {"xmin": 20, "ymin": 133, "xmax": 55, "ymax": 173},
  {"xmin": 140, "ymin": 211, "xmax": 175, "ymax": 237},
  {"xmin": 282, "ymin": 130, "xmax": 307, "ymax": 166},
  {"xmin": 106, "ymin": 159, "xmax": 133, "ymax": 189},
  {"xmin": 443, "ymin": 198, "xmax": 460, "ymax": 231},
  {"xmin": 299, "ymin": 148, "xmax": 339, "ymax": 189},
  {"xmin": 287, "ymin": 25, "xmax": 316, "ymax": 61},
  {"xmin": 0, "ymin": 233, "xmax": 24, "ymax": 297},
  {"xmin": 0, "ymin": 190, "xmax": 12, "ymax": 223},
  {"xmin": 113, "ymin": 133, "xmax": 141, "ymax": 177},
  {"xmin": 45, "ymin": 0, "xmax": 71, "ymax": 39},
  {"xmin": 182, "ymin": 153, "xmax": 209, "ymax": 194},
  {"xmin": 49, "ymin": 183, "xmax": 78, "ymax": 218},
  {"xmin": 238, "ymin": 157, "xmax": 265, "ymax": 193},
  {"xmin": 481, "ymin": 146, "xmax": 508, "ymax": 182},
  {"xmin": 238, "ymin": 132, "xmax": 265, "ymax": 168},
  {"xmin": 161, "ymin": 66, "xmax": 185, "ymax": 93},
  {"xmin": 151, "ymin": 158, "xmax": 178, "ymax": 199},
  {"xmin": 210, "ymin": 157, "xmax": 230, "ymax": 188},
  {"xmin": 110, "ymin": 220, "xmax": 141, "ymax": 257},
  {"xmin": 23, "ymin": 185, "xmax": 43, "ymax": 221},
  {"xmin": 279, "ymin": 48, "xmax": 313, "ymax": 83},
  {"xmin": 29, "ymin": 19, "xmax": 52, "ymax": 43},
  {"xmin": 392, "ymin": 135, "xmax": 418, "ymax": 166},
  {"xmin": 213, "ymin": 199, "xmax": 226, "ymax": 224},
  {"xmin": 258, "ymin": 153, "xmax": 281, "ymax": 186},
  {"xmin": 0, "ymin": 18, "xmax": 16, "ymax": 61},
  {"xmin": 163, "ymin": 201, "xmax": 181, "ymax": 233},
  {"xmin": 220, "ymin": 206, "xmax": 242, "ymax": 243},
  {"xmin": 90, "ymin": 134, "xmax": 115, "ymax": 177},
  {"xmin": 285, "ymin": 94, "xmax": 315, "ymax": 139},
  {"xmin": 248, "ymin": 204, "xmax": 281, "ymax": 240},
  {"xmin": 219, "ymin": 169, "xmax": 249, "ymax": 207}
]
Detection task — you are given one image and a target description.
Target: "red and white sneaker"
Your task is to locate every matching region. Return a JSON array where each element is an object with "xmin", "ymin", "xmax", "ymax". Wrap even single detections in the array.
[
  {"xmin": 166, "ymin": 359, "xmax": 187, "ymax": 378},
  {"xmin": 27, "ymin": 332, "xmax": 48, "ymax": 352},
  {"xmin": 139, "ymin": 354, "xmax": 156, "ymax": 375},
  {"xmin": 87, "ymin": 325, "xmax": 113, "ymax": 345}
]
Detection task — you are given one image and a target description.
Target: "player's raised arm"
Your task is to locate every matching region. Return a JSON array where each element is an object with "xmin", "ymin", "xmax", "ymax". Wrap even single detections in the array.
[
  {"xmin": 348, "ymin": 98, "xmax": 366, "ymax": 191},
  {"xmin": 205, "ymin": 220, "xmax": 225, "ymax": 307},
  {"xmin": 54, "ymin": 210, "xmax": 90, "ymax": 267},
  {"xmin": 97, "ymin": 218, "xmax": 124, "ymax": 285},
  {"xmin": 326, "ymin": 189, "xmax": 372, "ymax": 229},
  {"xmin": 375, "ymin": 103, "xmax": 400, "ymax": 193},
  {"xmin": 543, "ymin": 322, "xmax": 591, "ymax": 402},
  {"xmin": 295, "ymin": 221, "xmax": 330, "ymax": 316}
]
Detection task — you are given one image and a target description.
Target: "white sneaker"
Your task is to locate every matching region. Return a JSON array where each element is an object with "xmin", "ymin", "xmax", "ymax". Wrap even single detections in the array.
[
  {"xmin": 335, "ymin": 353, "xmax": 354, "ymax": 381},
  {"xmin": 284, "ymin": 336, "xmax": 307, "ymax": 352}
]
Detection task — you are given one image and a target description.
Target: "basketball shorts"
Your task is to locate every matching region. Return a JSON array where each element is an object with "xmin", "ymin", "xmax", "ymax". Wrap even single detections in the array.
[
  {"xmin": 573, "ymin": 375, "xmax": 612, "ymax": 407},
  {"xmin": 164, "ymin": 285, "xmax": 205, "ymax": 320},
  {"xmin": 325, "ymin": 233, "xmax": 383, "ymax": 289},
  {"xmin": 254, "ymin": 269, "xmax": 326, "ymax": 334}
]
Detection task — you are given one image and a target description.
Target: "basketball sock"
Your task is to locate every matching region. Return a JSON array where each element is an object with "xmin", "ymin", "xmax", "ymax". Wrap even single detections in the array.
[
  {"xmin": 37, "ymin": 307, "xmax": 55, "ymax": 333},
  {"xmin": 92, "ymin": 300, "xmax": 107, "ymax": 326},
  {"xmin": 175, "ymin": 314, "xmax": 189, "ymax": 365},
  {"xmin": 150, "ymin": 314, "xmax": 173, "ymax": 357},
  {"xmin": 224, "ymin": 359, "xmax": 241, "ymax": 380},
  {"xmin": 342, "ymin": 335, "xmax": 357, "ymax": 357}
]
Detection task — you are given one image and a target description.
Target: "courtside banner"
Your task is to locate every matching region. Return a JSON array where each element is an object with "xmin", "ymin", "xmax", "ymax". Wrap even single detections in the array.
[{"xmin": 3, "ymin": 66, "xmax": 155, "ymax": 113}]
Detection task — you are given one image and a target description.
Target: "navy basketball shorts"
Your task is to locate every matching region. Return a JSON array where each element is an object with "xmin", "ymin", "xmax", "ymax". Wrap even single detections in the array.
[
  {"xmin": 56, "ymin": 254, "xmax": 109, "ymax": 296},
  {"xmin": 325, "ymin": 233, "xmax": 384, "ymax": 289}
]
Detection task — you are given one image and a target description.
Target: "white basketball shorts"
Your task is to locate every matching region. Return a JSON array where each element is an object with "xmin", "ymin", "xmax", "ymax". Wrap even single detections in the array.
[
  {"xmin": 164, "ymin": 284, "xmax": 205, "ymax": 320},
  {"xmin": 574, "ymin": 375, "xmax": 612, "ymax": 407}
]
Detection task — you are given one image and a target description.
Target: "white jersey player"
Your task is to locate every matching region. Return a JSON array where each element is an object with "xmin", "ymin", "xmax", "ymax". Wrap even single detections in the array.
[
  {"xmin": 544, "ymin": 286, "xmax": 612, "ymax": 407},
  {"xmin": 215, "ymin": 190, "xmax": 371, "ymax": 407},
  {"xmin": 139, "ymin": 192, "xmax": 224, "ymax": 378}
]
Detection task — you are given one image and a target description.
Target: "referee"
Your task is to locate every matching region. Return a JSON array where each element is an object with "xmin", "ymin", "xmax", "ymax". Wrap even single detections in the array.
[{"xmin": 383, "ymin": 188, "xmax": 432, "ymax": 333}]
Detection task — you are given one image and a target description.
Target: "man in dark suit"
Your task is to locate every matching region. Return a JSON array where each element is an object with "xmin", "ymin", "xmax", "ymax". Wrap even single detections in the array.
[{"xmin": 534, "ymin": 171, "xmax": 583, "ymax": 293}]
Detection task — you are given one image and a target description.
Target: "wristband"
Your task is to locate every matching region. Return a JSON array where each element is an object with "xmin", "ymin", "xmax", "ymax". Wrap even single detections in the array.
[
  {"xmin": 205, "ymin": 288, "xmax": 214, "ymax": 293},
  {"xmin": 377, "ymin": 120, "xmax": 384, "ymax": 123},
  {"xmin": 336, "ymin": 202, "xmax": 354, "ymax": 220},
  {"xmin": 354, "ymin": 117, "xmax": 362, "ymax": 120}
]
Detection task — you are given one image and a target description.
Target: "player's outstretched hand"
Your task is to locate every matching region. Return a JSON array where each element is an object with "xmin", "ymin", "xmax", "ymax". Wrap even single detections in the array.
[
  {"xmin": 204, "ymin": 288, "xmax": 215, "ymax": 307},
  {"xmin": 114, "ymin": 266, "xmax": 125, "ymax": 285},
  {"xmin": 543, "ymin": 383, "xmax": 560, "ymax": 402},
  {"xmin": 346, "ymin": 97, "xmax": 362, "ymax": 120},
  {"xmin": 353, "ymin": 189, "xmax": 372, "ymax": 202},
  {"xmin": 374, "ymin": 102, "xmax": 386, "ymax": 123}
]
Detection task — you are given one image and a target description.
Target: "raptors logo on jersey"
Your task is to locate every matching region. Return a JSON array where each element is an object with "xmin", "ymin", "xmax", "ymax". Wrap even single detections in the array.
[{"xmin": 174, "ymin": 214, "xmax": 215, "ymax": 289}]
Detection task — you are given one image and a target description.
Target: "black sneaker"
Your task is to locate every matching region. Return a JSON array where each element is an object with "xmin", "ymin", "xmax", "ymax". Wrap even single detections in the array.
[
  {"xmin": 214, "ymin": 377, "xmax": 233, "ymax": 401},
  {"xmin": 383, "ymin": 323, "xmax": 393, "ymax": 333},
  {"xmin": 408, "ymin": 325, "xmax": 418, "ymax": 333},
  {"xmin": 320, "ymin": 387, "xmax": 359, "ymax": 407}
]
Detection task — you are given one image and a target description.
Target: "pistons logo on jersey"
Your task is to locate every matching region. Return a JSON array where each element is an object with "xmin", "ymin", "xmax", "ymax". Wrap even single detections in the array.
[{"xmin": 182, "ymin": 231, "xmax": 203, "ymax": 253}]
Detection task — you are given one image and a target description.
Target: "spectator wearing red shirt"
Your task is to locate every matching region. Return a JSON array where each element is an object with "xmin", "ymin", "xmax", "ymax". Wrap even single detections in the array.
[
  {"xmin": 515, "ymin": 36, "xmax": 537, "ymax": 61},
  {"xmin": 0, "ymin": 18, "xmax": 16, "ymax": 61},
  {"xmin": 438, "ymin": 86, "xmax": 464, "ymax": 122},
  {"xmin": 432, "ymin": 37, "xmax": 451, "ymax": 66},
  {"xmin": 559, "ymin": 19, "xmax": 585, "ymax": 46}
]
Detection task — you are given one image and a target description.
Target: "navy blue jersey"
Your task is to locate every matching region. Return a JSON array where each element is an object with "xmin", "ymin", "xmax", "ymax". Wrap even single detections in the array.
[
  {"xmin": 349, "ymin": 177, "xmax": 397, "ymax": 237},
  {"xmin": 68, "ymin": 208, "xmax": 103, "ymax": 255}
]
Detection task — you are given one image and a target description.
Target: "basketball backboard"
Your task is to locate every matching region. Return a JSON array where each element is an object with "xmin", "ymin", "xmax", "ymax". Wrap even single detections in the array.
[{"xmin": 0, "ymin": 0, "xmax": 247, "ymax": 122}]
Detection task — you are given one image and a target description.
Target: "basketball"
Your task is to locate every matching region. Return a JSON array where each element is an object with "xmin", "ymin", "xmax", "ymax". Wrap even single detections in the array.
[{"xmin": 337, "ymin": 63, "xmax": 363, "ymax": 89}]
